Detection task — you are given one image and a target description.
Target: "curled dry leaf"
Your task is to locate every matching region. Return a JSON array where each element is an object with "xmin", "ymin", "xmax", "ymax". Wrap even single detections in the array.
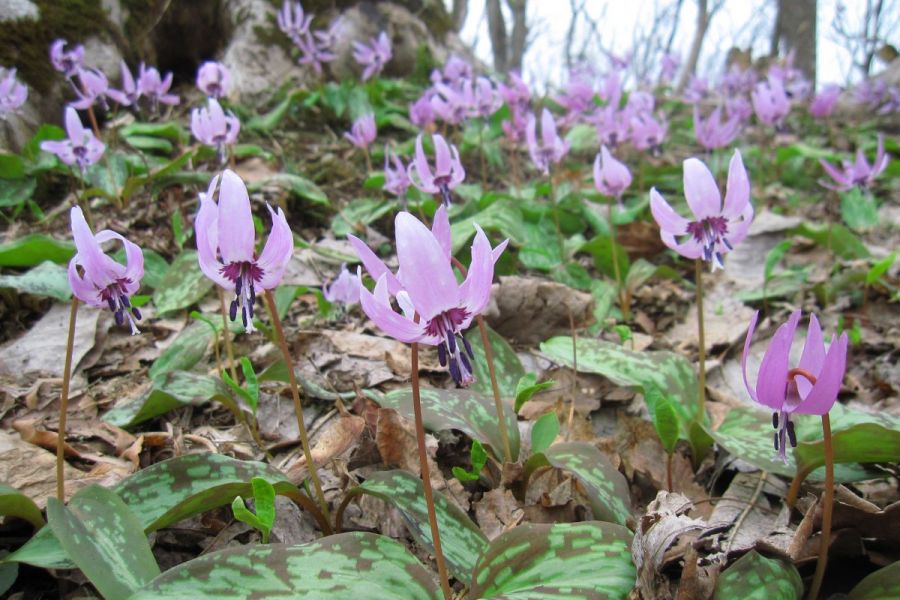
[
  {"xmin": 486, "ymin": 276, "xmax": 594, "ymax": 344},
  {"xmin": 0, "ymin": 430, "xmax": 83, "ymax": 506},
  {"xmin": 285, "ymin": 413, "xmax": 365, "ymax": 483},
  {"xmin": 473, "ymin": 488, "xmax": 524, "ymax": 540}
]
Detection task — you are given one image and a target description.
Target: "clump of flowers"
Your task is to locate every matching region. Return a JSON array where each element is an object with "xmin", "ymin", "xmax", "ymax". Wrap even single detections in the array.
[
  {"xmin": 751, "ymin": 76, "xmax": 790, "ymax": 128},
  {"xmin": 525, "ymin": 108, "xmax": 569, "ymax": 175}
]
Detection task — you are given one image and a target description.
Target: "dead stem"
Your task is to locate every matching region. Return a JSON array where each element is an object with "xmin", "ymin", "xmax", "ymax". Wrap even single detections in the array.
[{"xmin": 56, "ymin": 299, "xmax": 79, "ymax": 501}]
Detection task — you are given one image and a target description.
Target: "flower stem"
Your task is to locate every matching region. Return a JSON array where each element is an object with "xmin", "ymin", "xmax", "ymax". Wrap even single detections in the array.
[
  {"xmin": 262, "ymin": 290, "xmax": 331, "ymax": 524},
  {"xmin": 411, "ymin": 342, "xmax": 452, "ymax": 600},
  {"xmin": 479, "ymin": 124, "xmax": 487, "ymax": 184},
  {"xmin": 477, "ymin": 316, "xmax": 512, "ymax": 463},
  {"xmin": 666, "ymin": 452, "xmax": 673, "ymax": 493},
  {"xmin": 56, "ymin": 298, "xmax": 79, "ymax": 501},
  {"xmin": 694, "ymin": 259, "xmax": 707, "ymax": 422},
  {"xmin": 607, "ymin": 201, "xmax": 629, "ymax": 320},
  {"xmin": 548, "ymin": 170, "xmax": 565, "ymax": 262},
  {"xmin": 807, "ymin": 413, "xmax": 834, "ymax": 600},
  {"xmin": 218, "ymin": 288, "xmax": 239, "ymax": 382}
]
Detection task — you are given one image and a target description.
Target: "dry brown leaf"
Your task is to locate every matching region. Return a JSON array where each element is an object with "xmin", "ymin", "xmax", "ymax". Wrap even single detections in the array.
[
  {"xmin": 0, "ymin": 430, "xmax": 84, "ymax": 506},
  {"xmin": 473, "ymin": 487, "xmax": 524, "ymax": 540},
  {"xmin": 12, "ymin": 418, "xmax": 81, "ymax": 458},
  {"xmin": 286, "ymin": 413, "xmax": 365, "ymax": 483},
  {"xmin": 375, "ymin": 407, "xmax": 420, "ymax": 475},
  {"xmin": 486, "ymin": 276, "xmax": 594, "ymax": 344}
]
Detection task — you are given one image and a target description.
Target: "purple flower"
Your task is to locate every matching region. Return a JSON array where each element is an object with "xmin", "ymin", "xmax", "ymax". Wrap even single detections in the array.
[
  {"xmin": 854, "ymin": 79, "xmax": 887, "ymax": 108},
  {"xmin": 525, "ymin": 108, "xmax": 569, "ymax": 175},
  {"xmin": 196, "ymin": 61, "xmax": 231, "ymax": 98},
  {"xmin": 725, "ymin": 96, "xmax": 753, "ymax": 122},
  {"xmin": 499, "ymin": 71, "xmax": 530, "ymax": 113},
  {"xmin": 751, "ymin": 76, "xmax": 790, "ymax": 127},
  {"xmin": 430, "ymin": 55, "xmax": 473, "ymax": 88},
  {"xmin": 501, "ymin": 110, "xmax": 527, "ymax": 143},
  {"xmin": 323, "ymin": 263, "xmax": 360, "ymax": 306},
  {"xmin": 409, "ymin": 93, "xmax": 435, "ymax": 129},
  {"xmin": 40, "ymin": 106, "xmax": 105, "ymax": 171},
  {"xmin": 277, "ymin": 0, "xmax": 312, "ymax": 43},
  {"xmin": 693, "ymin": 106, "xmax": 741, "ymax": 150},
  {"xmin": 70, "ymin": 68, "xmax": 110, "ymax": 110},
  {"xmin": 50, "ymin": 39, "xmax": 84, "ymax": 78},
  {"xmin": 472, "ymin": 76, "xmax": 502, "ymax": 117},
  {"xmin": 626, "ymin": 91, "xmax": 654, "ymax": 114},
  {"xmin": 195, "ymin": 170, "xmax": 293, "ymax": 333},
  {"xmin": 556, "ymin": 68, "xmax": 595, "ymax": 123},
  {"xmin": 593, "ymin": 145, "xmax": 632, "ymax": 200},
  {"xmin": 630, "ymin": 112, "xmax": 667, "ymax": 152},
  {"xmin": 683, "ymin": 76, "xmax": 710, "ymax": 104},
  {"xmin": 650, "ymin": 150, "xmax": 753, "ymax": 270},
  {"xmin": 407, "ymin": 134, "xmax": 465, "ymax": 206},
  {"xmin": 297, "ymin": 24, "xmax": 338, "ymax": 74},
  {"xmin": 107, "ymin": 61, "xmax": 140, "ymax": 107},
  {"xmin": 383, "ymin": 147, "xmax": 410, "ymax": 197},
  {"xmin": 137, "ymin": 64, "xmax": 180, "ymax": 109},
  {"xmin": 431, "ymin": 82, "xmax": 474, "ymax": 125},
  {"xmin": 349, "ymin": 206, "xmax": 507, "ymax": 386},
  {"xmin": 809, "ymin": 85, "xmax": 841, "ymax": 119},
  {"xmin": 592, "ymin": 105, "xmax": 631, "ymax": 148},
  {"xmin": 352, "ymin": 32, "xmax": 392, "ymax": 82},
  {"xmin": 819, "ymin": 135, "xmax": 890, "ymax": 191},
  {"xmin": 191, "ymin": 98, "xmax": 240, "ymax": 158},
  {"xmin": 68, "ymin": 206, "xmax": 144, "ymax": 334},
  {"xmin": 0, "ymin": 68, "xmax": 28, "ymax": 118},
  {"xmin": 344, "ymin": 113, "xmax": 376, "ymax": 150},
  {"xmin": 742, "ymin": 310, "xmax": 848, "ymax": 463},
  {"xmin": 721, "ymin": 65, "xmax": 757, "ymax": 96},
  {"xmin": 659, "ymin": 52, "xmax": 680, "ymax": 83}
]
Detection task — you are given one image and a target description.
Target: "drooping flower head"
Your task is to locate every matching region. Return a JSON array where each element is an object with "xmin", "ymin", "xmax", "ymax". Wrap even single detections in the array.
[
  {"xmin": 683, "ymin": 76, "xmax": 710, "ymax": 104},
  {"xmin": 323, "ymin": 263, "xmax": 360, "ymax": 306},
  {"xmin": 499, "ymin": 71, "xmax": 531, "ymax": 114},
  {"xmin": 50, "ymin": 39, "xmax": 84, "ymax": 79},
  {"xmin": 191, "ymin": 98, "xmax": 240, "ymax": 160},
  {"xmin": 407, "ymin": 134, "xmax": 465, "ymax": 207},
  {"xmin": 593, "ymin": 145, "xmax": 632, "ymax": 201},
  {"xmin": 352, "ymin": 32, "xmax": 392, "ymax": 82},
  {"xmin": 809, "ymin": 84, "xmax": 841, "ymax": 119},
  {"xmin": 650, "ymin": 150, "xmax": 753, "ymax": 270},
  {"xmin": 742, "ymin": 310, "xmax": 849, "ymax": 463},
  {"xmin": 383, "ymin": 147, "xmax": 410, "ymax": 198},
  {"xmin": 591, "ymin": 105, "xmax": 632, "ymax": 149},
  {"xmin": 107, "ymin": 61, "xmax": 140, "ymax": 107},
  {"xmin": 344, "ymin": 113, "xmax": 376, "ymax": 150},
  {"xmin": 194, "ymin": 170, "xmax": 293, "ymax": 333},
  {"xmin": 137, "ymin": 64, "xmax": 180, "ymax": 110},
  {"xmin": 430, "ymin": 82, "xmax": 474, "ymax": 125},
  {"xmin": 196, "ymin": 61, "xmax": 231, "ymax": 98},
  {"xmin": 630, "ymin": 112, "xmax": 668, "ymax": 153},
  {"xmin": 409, "ymin": 92, "xmax": 435, "ymax": 129},
  {"xmin": 349, "ymin": 206, "xmax": 508, "ymax": 386},
  {"xmin": 277, "ymin": 0, "xmax": 312, "ymax": 44},
  {"xmin": 67, "ymin": 206, "xmax": 144, "ymax": 334},
  {"xmin": 40, "ymin": 106, "xmax": 105, "ymax": 172},
  {"xmin": 751, "ymin": 76, "xmax": 790, "ymax": 127},
  {"xmin": 70, "ymin": 68, "xmax": 110, "ymax": 110},
  {"xmin": 525, "ymin": 108, "xmax": 569, "ymax": 175},
  {"xmin": 819, "ymin": 135, "xmax": 890, "ymax": 192},
  {"xmin": 693, "ymin": 106, "xmax": 741, "ymax": 150},
  {"xmin": 472, "ymin": 76, "xmax": 502, "ymax": 118},
  {"xmin": 0, "ymin": 68, "xmax": 28, "ymax": 118}
]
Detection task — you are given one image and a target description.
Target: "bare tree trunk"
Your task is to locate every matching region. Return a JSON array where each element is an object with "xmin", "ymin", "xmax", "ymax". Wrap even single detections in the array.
[
  {"xmin": 677, "ymin": 0, "xmax": 711, "ymax": 91},
  {"xmin": 771, "ymin": 0, "xmax": 817, "ymax": 84},
  {"xmin": 486, "ymin": 0, "xmax": 509, "ymax": 72},
  {"xmin": 507, "ymin": 0, "xmax": 528, "ymax": 72},
  {"xmin": 451, "ymin": 0, "xmax": 468, "ymax": 32},
  {"xmin": 664, "ymin": 0, "xmax": 685, "ymax": 55}
]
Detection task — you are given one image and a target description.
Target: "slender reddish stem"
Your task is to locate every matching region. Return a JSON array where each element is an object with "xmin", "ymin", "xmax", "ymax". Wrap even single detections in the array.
[
  {"xmin": 608, "ymin": 202, "xmax": 629, "ymax": 319},
  {"xmin": 56, "ymin": 299, "xmax": 79, "ymax": 501},
  {"xmin": 808, "ymin": 413, "xmax": 834, "ymax": 600},
  {"xmin": 666, "ymin": 452, "xmax": 673, "ymax": 493},
  {"xmin": 411, "ymin": 342, "xmax": 452, "ymax": 600},
  {"xmin": 695, "ymin": 259, "xmax": 707, "ymax": 422},
  {"xmin": 218, "ymin": 288, "xmax": 239, "ymax": 382}
]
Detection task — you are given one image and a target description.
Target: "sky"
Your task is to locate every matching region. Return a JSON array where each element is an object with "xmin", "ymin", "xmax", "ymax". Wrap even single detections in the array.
[{"xmin": 450, "ymin": 0, "xmax": 894, "ymax": 91}]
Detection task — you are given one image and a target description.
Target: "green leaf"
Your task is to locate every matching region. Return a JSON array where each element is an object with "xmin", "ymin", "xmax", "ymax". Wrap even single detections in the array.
[
  {"xmin": 449, "ymin": 197, "xmax": 528, "ymax": 254},
  {"xmin": 643, "ymin": 382, "xmax": 680, "ymax": 455},
  {"xmin": 240, "ymin": 357, "xmax": 260, "ymax": 413},
  {"xmin": 849, "ymin": 560, "xmax": 900, "ymax": 600},
  {"xmin": 795, "ymin": 423, "xmax": 900, "ymax": 481},
  {"xmin": 231, "ymin": 478, "xmax": 275, "ymax": 543},
  {"xmin": 526, "ymin": 442, "xmax": 632, "ymax": 526},
  {"xmin": 250, "ymin": 173, "xmax": 328, "ymax": 206},
  {"xmin": 124, "ymin": 135, "xmax": 173, "ymax": 153},
  {"xmin": 0, "ymin": 154, "xmax": 25, "ymax": 179},
  {"xmin": 581, "ymin": 234, "xmax": 631, "ymax": 280},
  {"xmin": 470, "ymin": 521, "xmax": 635, "ymax": 599},
  {"xmin": 0, "ymin": 234, "xmax": 74, "ymax": 267},
  {"xmin": 793, "ymin": 223, "xmax": 870, "ymax": 260},
  {"xmin": 129, "ymin": 532, "xmax": 440, "ymax": 599},
  {"xmin": 764, "ymin": 240, "xmax": 793, "ymax": 283},
  {"xmin": 149, "ymin": 321, "xmax": 213, "ymax": 380},
  {"xmin": 247, "ymin": 90, "xmax": 305, "ymax": 132},
  {"xmin": 530, "ymin": 412, "xmax": 559, "ymax": 455},
  {"xmin": 866, "ymin": 251, "xmax": 897, "ymax": 285},
  {"xmin": 0, "ymin": 178, "xmax": 36, "ymax": 209},
  {"xmin": 119, "ymin": 122, "xmax": 189, "ymax": 144},
  {"xmin": 0, "ymin": 261, "xmax": 71, "ymax": 300},
  {"xmin": 381, "ymin": 386, "xmax": 520, "ymax": 462},
  {"xmin": 0, "ymin": 483, "xmax": 44, "ymax": 528},
  {"xmin": 331, "ymin": 198, "xmax": 395, "ymax": 237},
  {"xmin": 452, "ymin": 439, "xmax": 489, "ymax": 482},
  {"xmin": 345, "ymin": 470, "xmax": 487, "ymax": 581},
  {"xmin": 47, "ymin": 485, "xmax": 160, "ymax": 600},
  {"xmin": 465, "ymin": 325, "xmax": 524, "ymax": 399},
  {"xmin": 840, "ymin": 188, "xmax": 879, "ymax": 231},
  {"xmin": 713, "ymin": 551, "xmax": 801, "ymax": 600},
  {"xmin": 152, "ymin": 250, "xmax": 214, "ymax": 315},
  {"xmin": 514, "ymin": 372, "xmax": 555, "ymax": 412}
]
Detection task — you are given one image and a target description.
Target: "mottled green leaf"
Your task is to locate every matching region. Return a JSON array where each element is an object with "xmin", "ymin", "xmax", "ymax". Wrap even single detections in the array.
[
  {"xmin": 530, "ymin": 412, "xmax": 559, "ymax": 455},
  {"xmin": 713, "ymin": 551, "xmax": 801, "ymax": 600},
  {"xmin": 849, "ymin": 560, "xmax": 900, "ymax": 600},
  {"xmin": 465, "ymin": 325, "xmax": 525, "ymax": 400},
  {"xmin": 840, "ymin": 188, "xmax": 879, "ymax": 231},
  {"xmin": 470, "ymin": 521, "xmax": 635, "ymax": 599},
  {"xmin": 251, "ymin": 173, "xmax": 329, "ymax": 206},
  {"xmin": 152, "ymin": 250, "xmax": 214, "ymax": 315},
  {"xmin": 345, "ymin": 470, "xmax": 487, "ymax": 581},
  {"xmin": 148, "ymin": 321, "xmax": 213, "ymax": 380},
  {"xmin": 527, "ymin": 442, "xmax": 632, "ymax": 526},
  {"xmin": 47, "ymin": 485, "xmax": 160, "ymax": 600},
  {"xmin": 0, "ymin": 483, "xmax": 44, "ymax": 528},
  {"xmin": 450, "ymin": 197, "xmax": 528, "ymax": 254},
  {"xmin": 0, "ymin": 261, "xmax": 70, "ymax": 300},
  {"xmin": 0, "ymin": 234, "xmax": 74, "ymax": 267},
  {"xmin": 128, "ymin": 532, "xmax": 440, "ymax": 599},
  {"xmin": 453, "ymin": 439, "xmax": 488, "ymax": 482},
  {"xmin": 381, "ymin": 386, "xmax": 520, "ymax": 462},
  {"xmin": 795, "ymin": 423, "xmax": 900, "ymax": 482},
  {"xmin": 0, "ymin": 177, "xmax": 36, "ymax": 209},
  {"xmin": 643, "ymin": 383, "xmax": 680, "ymax": 455},
  {"xmin": 103, "ymin": 370, "xmax": 239, "ymax": 428}
]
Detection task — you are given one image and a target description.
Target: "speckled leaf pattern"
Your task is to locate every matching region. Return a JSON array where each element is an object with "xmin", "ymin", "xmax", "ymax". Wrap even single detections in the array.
[
  {"xmin": 7, "ymin": 454, "xmax": 308, "ymax": 569},
  {"xmin": 127, "ymin": 533, "xmax": 440, "ymax": 599},
  {"xmin": 0, "ymin": 483, "xmax": 44, "ymax": 529},
  {"xmin": 381, "ymin": 386, "xmax": 520, "ymax": 462},
  {"xmin": 796, "ymin": 423, "xmax": 900, "ymax": 479},
  {"xmin": 152, "ymin": 250, "xmax": 215, "ymax": 315},
  {"xmin": 148, "ymin": 321, "xmax": 212, "ymax": 380},
  {"xmin": 349, "ymin": 470, "xmax": 487, "ymax": 581},
  {"xmin": 848, "ymin": 560, "xmax": 900, "ymax": 600},
  {"xmin": 470, "ymin": 521, "xmax": 635, "ymax": 599},
  {"xmin": 713, "ymin": 551, "xmax": 802, "ymax": 600},
  {"xmin": 47, "ymin": 485, "xmax": 160, "ymax": 600},
  {"xmin": 465, "ymin": 325, "xmax": 525, "ymax": 400},
  {"xmin": 542, "ymin": 442, "xmax": 632, "ymax": 526},
  {"xmin": 540, "ymin": 337, "xmax": 699, "ymax": 428}
]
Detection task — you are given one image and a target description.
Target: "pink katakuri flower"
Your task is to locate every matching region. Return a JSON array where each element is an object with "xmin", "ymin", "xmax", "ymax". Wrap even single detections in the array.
[
  {"xmin": 67, "ymin": 206, "xmax": 144, "ymax": 334},
  {"xmin": 693, "ymin": 106, "xmax": 741, "ymax": 150},
  {"xmin": 525, "ymin": 108, "xmax": 569, "ymax": 175},
  {"xmin": 472, "ymin": 76, "xmax": 502, "ymax": 118},
  {"xmin": 40, "ymin": 106, "xmax": 105, "ymax": 171},
  {"xmin": 630, "ymin": 112, "xmax": 667, "ymax": 152},
  {"xmin": 809, "ymin": 84, "xmax": 841, "ymax": 119},
  {"xmin": 407, "ymin": 133, "xmax": 465, "ymax": 206},
  {"xmin": 191, "ymin": 98, "xmax": 240, "ymax": 159},
  {"xmin": 70, "ymin": 68, "xmax": 110, "ymax": 110},
  {"xmin": 352, "ymin": 32, "xmax": 392, "ymax": 82},
  {"xmin": 383, "ymin": 147, "xmax": 410, "ymax": 197},
  {"xmin": 50, "ymin": 39, "xmax": 84, "ymax": 79},
  {"xmin": 593, "ymin": 145, "xmax": 632, "ymax": 200},
  {"xmin": 196, "ymin": 61, "xmax": 231, "ymax": 98},
  {"xmin": 650, "ymin": 150, "xmax": 753, "ymax": 270},
  {"xmin": 344, "ymin": 113, "xmax": 376, "ymax": 150},
  {"xmin": 277, "ymin": 0, "xmax": 312, "ymax": 43},
  {"xmin": 106, "ymin": 61, "xmax": 140, "ymax": 106},
  {"xmin": 323, "ymin": 263, "xmax": 360, "ymax": 306},
  {"xmin": 137, "ymin": 64, "xmax": 180, "ymax": 109},
  {"xmin": 819, "ymin": 135, "xmax": 890, "ymax": 191},
  {"xmin": 0, "ymin": 68, "xmax": 28, "ymax": 118},
  {"xmin": 751, "ymin": 76, "xmax": 790, "ymax": 127},
  {"xmin": 194, "ymin": 170, "xmax": 293, "ymax": 333},
  {"xmin": 409, "ymin": 92, "xmax": 435, "ymax": 129},
  {"xmin": 742, "ymin": 310, "xmax": 848, "ymax": 463}
]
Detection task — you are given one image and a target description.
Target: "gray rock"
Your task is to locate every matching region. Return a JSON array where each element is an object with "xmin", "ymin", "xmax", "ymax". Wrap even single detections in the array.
[{"xmin": 0, "ymin": 0, "xmax": 39, "ymax": 23}]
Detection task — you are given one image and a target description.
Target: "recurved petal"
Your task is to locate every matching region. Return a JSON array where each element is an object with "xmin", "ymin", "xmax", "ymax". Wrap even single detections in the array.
[
  {"xmin": 755, "ymin": 310, "xmax": 801, "ymax": 410},
  {"xmin": 359, "ymin": 273, "xmax": 426, "ymax": 343},
  {"xmin": 459, "ymin": 224, "xmax": 494, "ymax": 319},
  {"xmin": 347, "ymin": 233, "xmax": 402, "ymax": 295},
  {"xmin": 723, "ymin": 150, "xmax": 750, "ymax": 218},
  {"xmin": 431, "ymin": 204, "xmax": 451, "ymax": 258},
  {"xmin": 433, "ymin": 133, "xmax": 451, "ymax": 177},
  {"xmin": 67, "ymin": 257, "xmax": 103, "ymax": 306},
  {"xmin": 216, "ymin": 169, "xmax": 256, "ymax": 264},
  {"xmin": 194, "ymin": 180, "xmax": 232, "ymax": 289},
  {"xmin": 395, "ymin": 211, "xmax": 459, "ymax": 320},
  {"xmin": 741, "ymin": 310, "xmax": 760, "ymax": 403},
  {"xmin": 70, "ymin": 207, "xmax": 119, "ymax": 287},
  {"xmin": 795, "ymin": 331, "xmax": 847, "ymax": 415},
  {"xmin": 650, "ymin": 188, "xmax": 689, "ymax": 234},
  {"xmin": 796, "ymin": 313, "xmax": 826, "ymax": 398},
  {"xmin": 256, "ymin": 204, "xmax": 294, "ymax": 290},
  {"xmin": 63, "ymin": 106, "xmax": 84, "ymax": 143},
  {"xmin": 683, "ymin": 157, "xmax": 721, "ymax": 220}
]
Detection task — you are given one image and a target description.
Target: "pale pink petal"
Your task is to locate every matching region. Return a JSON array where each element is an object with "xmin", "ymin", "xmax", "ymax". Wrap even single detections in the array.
[
  {"xmin": 70, "ymin": 207, "xmax": 116, "ymax": 288},
  {"xmin": 67, "ymin": 258, "xmax": 102, "ymax": 306},
  {"xmin": 395, "ymin": 211, "xmax": 459, "ymax": 320},
  {"xmin": 433, "ymin": 134, "xmax": 452, "ymax": 177},
  {"xmin": 796, "ymin": 313, "xmax": 825, "ymax": 399},
  {"xmin": 64, "ymin": 107, "xmax": 85, "ymax": 143},
  {"xmin": 255, "ymin": 204, "xmax": 293, "ymax": 290},
  {"xmin": 741, "ymin": 310, "xmax": 760, "ymax": 403},
  {"xmin": 650, "ymin": 188, "xmax": 689, "ymax": 235},
  {"xmin": 348, "ymin": 233, "xmax": 402, "ymax": 295},
  {"xmin": 755, "ymin": 310, "xmax": 801, "ymax": 410},
  {"xmin": 795, "ymin": 332, "xmax": 847, "ymax": 415},
  {"xmin": 459, "ymin": 224, "xmax": 494, "ymax": 319},
  {"xmin": 216, "ymin": 170, "xmax": 256, "ymax": 264},
  {"xmin": 431, "ymin": 204, "xmax": 451, "ymax": 258},
  {"xmin": 722, "ymin": 150, "xmax": 750, "ymax": 219},
  {"xmin": 683, "ymin": 158, "xmax": 721, "ymax": 220},
  {"xmin": 194, "ymin": 177, "xmax": 232, "ymax": 289},
  {"xmin": 359, "ymin": 273, "xmax": 426, "ymax": 343}
]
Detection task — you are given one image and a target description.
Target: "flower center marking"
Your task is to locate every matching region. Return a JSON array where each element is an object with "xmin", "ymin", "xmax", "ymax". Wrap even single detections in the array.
[
  {"xmin": 99, "ymin": 278, "xmax": 141, "ymax": 334},
  {"xmin": 686, "ymin": 215, "xmax": 731, "ymax": 266},
  {"xmin": 221, "ymin": 261, "xmax": 264, "ymax": 332},
  {"xmin": 425, "ymin": 307, "xmax": 475, "ymax": 386}
]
